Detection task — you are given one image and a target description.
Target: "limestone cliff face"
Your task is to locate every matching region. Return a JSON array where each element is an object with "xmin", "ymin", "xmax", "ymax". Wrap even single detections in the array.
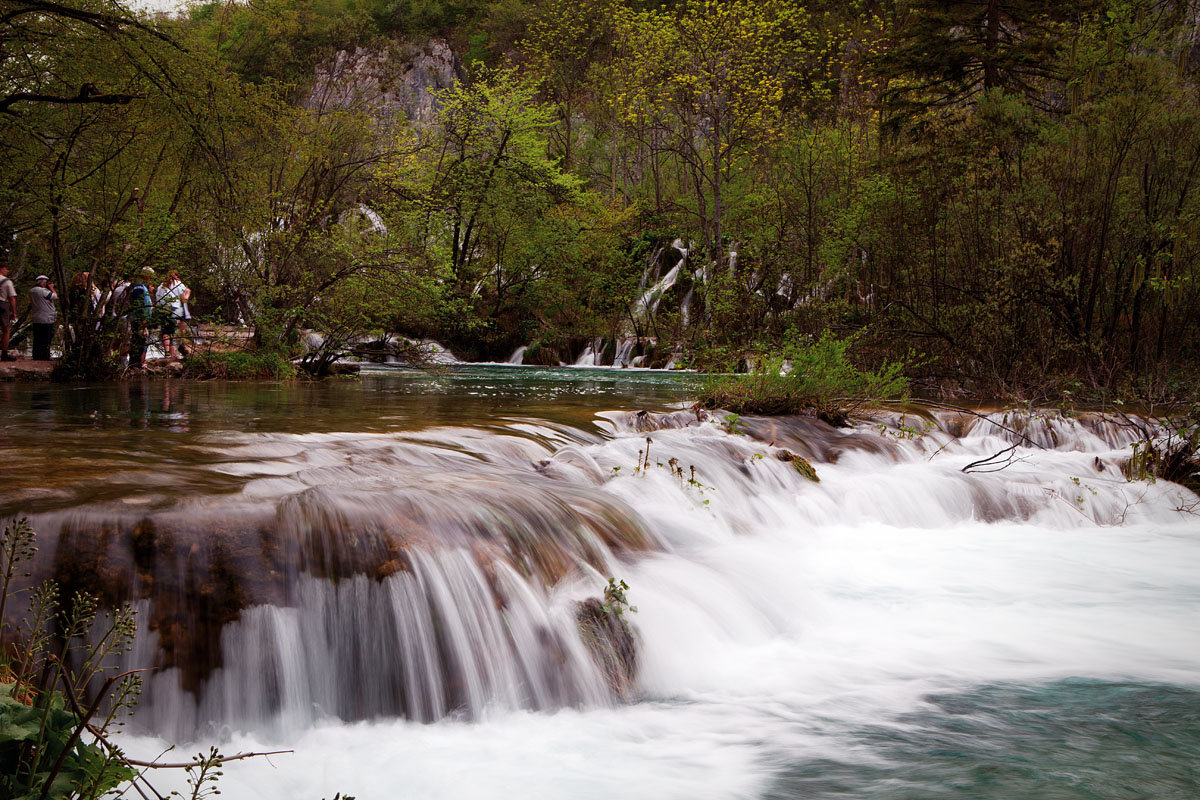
[{"xmin": 306, "ymin": 38, "xmax": 461, "ymax": 126}]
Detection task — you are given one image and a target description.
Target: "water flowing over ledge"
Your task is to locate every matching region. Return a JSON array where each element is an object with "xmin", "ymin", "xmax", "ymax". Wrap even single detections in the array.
[{"xmin": 8, "ymin": 390, "xmax": 1196, "ymax": 749}]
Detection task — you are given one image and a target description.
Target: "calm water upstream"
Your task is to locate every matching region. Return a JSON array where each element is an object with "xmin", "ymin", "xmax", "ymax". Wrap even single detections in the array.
[{"xmin": 2, "ymin": 366, "xmax": 1198, "ymax": 799}]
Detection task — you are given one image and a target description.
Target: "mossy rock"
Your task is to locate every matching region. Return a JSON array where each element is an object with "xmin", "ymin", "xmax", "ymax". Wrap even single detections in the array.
[{"xmin": 774, "ymin": 449, "xmax": 819, "ymax": 482}]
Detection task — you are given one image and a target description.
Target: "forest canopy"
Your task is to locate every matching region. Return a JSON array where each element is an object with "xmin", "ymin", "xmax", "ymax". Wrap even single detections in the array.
[{"xmin": 1, "ymin": 0, "xmax": 1198, "ymax": 397}]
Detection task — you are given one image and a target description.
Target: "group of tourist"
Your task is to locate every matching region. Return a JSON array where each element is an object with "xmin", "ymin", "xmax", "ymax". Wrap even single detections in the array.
[{"xmin": 0, "ymin": 263, "xmax": 191, "ymax": 367}]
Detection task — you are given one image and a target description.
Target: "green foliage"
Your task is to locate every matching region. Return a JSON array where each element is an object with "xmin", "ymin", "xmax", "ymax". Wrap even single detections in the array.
[
  {"xmin": 0, "ymin": 685, "xmax": 135, "ymax": 800},
  {"xmin": 371, "ymin": 0, "xmax": 481, "ymax": 35},
  {"xmin": 375, "ymin": 65, "xmax": 636, "ymax": 357},
  {"xmin": 876, "ymin": 0, "xmax": 1088, "ymax": 131},
  {"xmin": 0, "ymin": 681, "xmax": 135, "ymax": 800},
  {"xmin": 182, "ymin": 351, "xmax": 297, "ymax": 380},
  {"xmin": 0, "ymin": 519, "xmax": 141, "ymax": 800},
  {"xmin": 607, "ymin": 0, "xmax": 830, "ymax": 256},
  {"xmin": 791, "ymin": 456, "xmax": 819, "ymax": 482},
  {"xmin": 1122, "ymin": 405, "xmax": 1200, "ymax": 494},
  {"xmin": 699, "ymin": 331, "xmax": 910, "ymax": 423},
  {"xmin": 176, "ymin": 746, "xmax": 224, "ymax": 800},
  {"xmin": 600, "ymin": 578, "xmax": 637, "ymax": 617},
  {"xmin": 6, "ymin": 0, "xmax": 1200, "ymax": 395}
]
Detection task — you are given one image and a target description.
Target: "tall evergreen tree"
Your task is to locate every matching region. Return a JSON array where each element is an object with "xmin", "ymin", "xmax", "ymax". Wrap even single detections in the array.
[{"xmin": 877, "ymin": 0, "xmax": 1093, "ymax": 129}]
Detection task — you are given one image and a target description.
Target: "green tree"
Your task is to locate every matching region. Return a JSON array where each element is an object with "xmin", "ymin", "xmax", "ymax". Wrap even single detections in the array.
[
  {"xmin": 0, "ymin": 0, "xmax": 222, "ymax": 377},
  {"xmin": 614, "ymin": 0, "xmax": 825, "ymax": 258},
  {"xmin": 876, "ymin": 0, "xmax": 1091, "ymax": 130},
  {"xmin": 521, "ymin": 0, "xmax": 617, "ymax": 171}
]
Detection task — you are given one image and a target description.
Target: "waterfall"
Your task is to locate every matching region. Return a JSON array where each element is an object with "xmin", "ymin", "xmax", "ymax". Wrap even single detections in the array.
[
  {"xmin": 302, "ymin": 331, "xmax": 325, "ymax": 352},
  {"xmin": 507, "ymin": 345, "xmax": 528, "ymax": 364},
  {"xmin": 132, "ymin": 553, "xmax": 612, "ymax": 740},
  {"xmin": 574, "ymin": 337, "xmax": 604, "ymax": 366},
  {"xmin": 419, "ymin": 339, "xmax": 460, "ymax": 364},
  {"xmin": 680, "ymin": 285, "xmax": 694, "ymax": 327},
  {"xmin": 632, "ymin": 262, "xmax": 682, "ymax": 321},
  {"xmin": 16, "ymin": 400, "xmax": 1200, "ymax": 795},
  {"xmin": 339, "ymin": 204, "xmax": 387, "ymax": 236},
  {"xmin": 635, "ymin": 246, "xmax": 665, "ymax": 295},
  {"xmin": 612, "ymin": 338, "xmax": 637, "ymax": 368},
  {"xmin": 628, "ymin": 238, "xmax": 694, "ymax": 325}
]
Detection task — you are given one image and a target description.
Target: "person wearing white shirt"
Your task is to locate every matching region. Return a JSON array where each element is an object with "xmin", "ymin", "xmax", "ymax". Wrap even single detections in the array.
[{"xmin": 155, "ymin": 270, "xmax": 191, "ymax": 359}]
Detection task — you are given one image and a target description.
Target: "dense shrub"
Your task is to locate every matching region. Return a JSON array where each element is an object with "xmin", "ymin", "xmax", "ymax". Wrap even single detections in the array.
[
  {"xmin": 181, "ymin": 352, "xmax": 297, "ymax": 380},
  {"xmin": 698, "ymin": 332, "xmax": 909, "ymax": 424}
]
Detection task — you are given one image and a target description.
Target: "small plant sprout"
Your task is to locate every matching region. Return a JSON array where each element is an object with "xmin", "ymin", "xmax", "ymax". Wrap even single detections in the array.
[{"xmin": 601, "ymin": 578, "xmax": 637, "ymax": 616}]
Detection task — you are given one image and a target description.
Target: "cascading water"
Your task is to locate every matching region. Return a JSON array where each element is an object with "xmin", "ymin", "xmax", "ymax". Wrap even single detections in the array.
[
  {"xmin": 419, "ymin": 339, "xmax": 460, "ymax": 363},
  {"xmin": 574, "ymin": 337, "xmax": 605, "ymax": 366},
  {"xmin": 4, "ymin": 374, "xmax": 1198, "ymax": 799},
  {"xmin": 611, "ymin": 338, "xmax": 638, "ymax": 368}
]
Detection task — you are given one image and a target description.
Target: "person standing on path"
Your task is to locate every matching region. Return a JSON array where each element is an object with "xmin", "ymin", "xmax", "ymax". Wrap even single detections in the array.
[
  {"xmin": 0, "ymin": 263, "xmax": 16, "ymax": 361},
  {"xmin": 127, "ymin": 272, "xmax": 154, "ymax": 369},
  {"xmin": 155, "ymin": 270, "xmax": 190, "ymax": 359},
  {"xmin": 29, "ymin": 275, "xmax": 57, "ymax": 361}
]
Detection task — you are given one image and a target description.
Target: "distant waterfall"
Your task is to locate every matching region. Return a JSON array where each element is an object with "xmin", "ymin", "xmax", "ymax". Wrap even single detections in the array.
[{"xmin": 574, "ymin": 337, "xmax": 604, "ymax": 366}]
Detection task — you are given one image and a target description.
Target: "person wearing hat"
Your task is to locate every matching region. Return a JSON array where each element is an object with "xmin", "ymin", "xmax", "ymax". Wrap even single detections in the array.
[
  {"xmin": 0, "ymin": 263, "xmax": 16, "ymax": 361},
  {"xmin": 29, "ymin": 275, "xmax": 57, "ymax": 361}
]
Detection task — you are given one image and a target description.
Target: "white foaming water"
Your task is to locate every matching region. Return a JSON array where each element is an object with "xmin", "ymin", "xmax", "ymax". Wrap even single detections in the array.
[
  {"xmin": 575, "ymin": 337, "xmax": 605, "ymax": 366},
  {"xmin": 121, "ymin": 410, "xmax": 1200, "ymax": 798}
]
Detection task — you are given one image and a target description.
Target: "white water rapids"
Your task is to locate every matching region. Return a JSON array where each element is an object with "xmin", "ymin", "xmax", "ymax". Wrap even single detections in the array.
[{"xmin": 117, "ymin": 407, "xmax": 1200, "ymax": 799}]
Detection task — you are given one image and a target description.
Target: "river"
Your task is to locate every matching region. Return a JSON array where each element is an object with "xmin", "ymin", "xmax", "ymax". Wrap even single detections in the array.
[{"xmin": 2, "ymin": 367, "xmax": 1198, "ymax": 799}]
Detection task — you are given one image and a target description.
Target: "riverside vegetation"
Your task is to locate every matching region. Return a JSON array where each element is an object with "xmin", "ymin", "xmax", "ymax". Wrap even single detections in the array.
[
  {"xmin": 1, "ymin": 0, "xmax": 1199, "ymax": 402},
  {"xmin": 0, "ymin": 517, "xmax": 256, "ymax": 800}
]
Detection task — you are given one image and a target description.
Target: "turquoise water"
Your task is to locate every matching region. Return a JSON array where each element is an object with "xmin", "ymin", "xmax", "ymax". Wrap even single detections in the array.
[{"xmin": 767, "ymin": 681, "xmax": 1200, "ymax": 799}]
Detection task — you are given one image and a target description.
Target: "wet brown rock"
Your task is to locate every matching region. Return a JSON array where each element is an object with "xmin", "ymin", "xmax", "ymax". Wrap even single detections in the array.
[{"xmin": 576, "ymin": 598, "xmax": 637, "ymax": 699}]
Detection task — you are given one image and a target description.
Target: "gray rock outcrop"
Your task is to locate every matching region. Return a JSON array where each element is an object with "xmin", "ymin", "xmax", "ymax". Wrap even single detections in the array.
[{"xmin": 306, "ymin": 38, "xmax": 460, "ymax": 126}]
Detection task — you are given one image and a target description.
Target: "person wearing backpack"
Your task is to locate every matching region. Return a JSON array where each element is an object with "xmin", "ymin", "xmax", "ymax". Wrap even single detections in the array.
[
  {"xmin": 127, "ymin": 271, "xmax": 154, "ymax": 369},
  {"xmin": 0, "ymin": 263, "xmax": 16, "ymax": 361}
]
